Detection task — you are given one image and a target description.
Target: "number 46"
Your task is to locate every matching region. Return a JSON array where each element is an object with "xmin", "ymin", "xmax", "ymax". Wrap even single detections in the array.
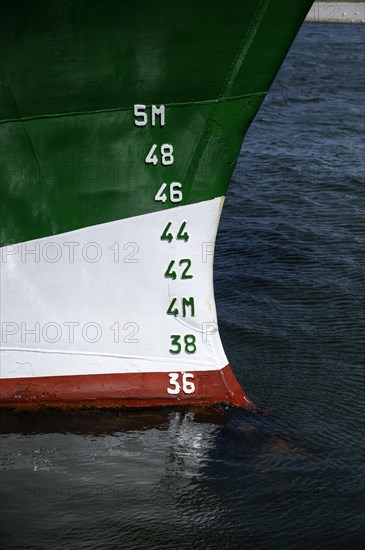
[{"xmin": 145, "ymin": 144, "xmax": 174, "ymax": 166}]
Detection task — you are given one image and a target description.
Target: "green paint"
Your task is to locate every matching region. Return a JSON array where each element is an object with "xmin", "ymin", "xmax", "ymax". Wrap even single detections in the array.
[
  {"xmin": 167, "ymin": 298, "xmax": 179, "ymax": 317},
  {"xmin": 169, "ymin": 334, "xmax": 197, "ymax": 355},
  {"xmin": 164, "ymin": 259, "xmax": 193, "ymax": 280},
  {"xmin": 169, "ymin": 335, "xmax": 181, "ymax": 355},
  {"xmin": 177, "ymin": 222, "xmax": 189, "ymax": 243},
  {"xmin": 182, "ymin": 297, "xmax": 195, "ymax": 318},
  {"xmin": 164, "ymin": 261, "xmax": 177, "ymax": 280},
  {"xmin": 184, "ymin": 335, "xmax": 197, "ymax": 355},
  {"xmin": 161, "ymin": 221, "xmax": 189, "ymax": 243},
  {"xmin": 180, "ymin": 259, "xmax": 193, "ymax": 280},
  {"xmin": 167, "ymin": 297, "xmax": 195, "ymax": 317},
  {"xmin": 160, "ymin": 222, "xmax": 173, "ymax": 243},
  {"xmin": 0, "ymin": 0, "xmax": 313, "ymax": 246}
]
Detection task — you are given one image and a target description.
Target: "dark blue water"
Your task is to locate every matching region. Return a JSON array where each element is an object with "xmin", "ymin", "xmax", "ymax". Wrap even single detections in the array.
[{"xmin": 1, "ymin": 23, "xmax": 364, "ymax": 549}]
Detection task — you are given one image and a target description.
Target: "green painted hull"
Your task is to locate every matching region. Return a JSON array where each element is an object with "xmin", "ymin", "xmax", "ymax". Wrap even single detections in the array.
[{"xmin": 1, "ymin": 0, "xmax": 313, "ymax": 246}]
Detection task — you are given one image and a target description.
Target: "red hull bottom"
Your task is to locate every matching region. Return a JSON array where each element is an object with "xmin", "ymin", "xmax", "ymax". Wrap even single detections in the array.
[{"xmin": 0, "ymin": 365, "xmax": 254, "ymax": 410}]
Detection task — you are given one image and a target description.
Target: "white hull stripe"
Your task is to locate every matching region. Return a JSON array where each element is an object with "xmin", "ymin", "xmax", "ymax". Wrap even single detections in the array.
[{"xmin": 1, "ymin": 198, "xmax": 228, "ymax": 379}]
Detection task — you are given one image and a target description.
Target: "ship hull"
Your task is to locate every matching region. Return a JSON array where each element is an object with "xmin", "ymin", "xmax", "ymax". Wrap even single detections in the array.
[
  {"xmin": 0, "ymin": 0, "xmax": 313, "ymax": 408},
  {"xmin": 0, "ymin": 364, "xmax": 254, "ymax": 409}
]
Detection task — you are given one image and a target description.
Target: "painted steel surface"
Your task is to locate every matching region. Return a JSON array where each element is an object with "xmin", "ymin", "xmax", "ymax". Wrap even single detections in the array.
[
  {"xmin": 0, "ymin": 0, "xmax": 313, "ymax": 408},
  {"xmin": 1, "ymin": 0, "xmax": 312, "ymax": 245}
]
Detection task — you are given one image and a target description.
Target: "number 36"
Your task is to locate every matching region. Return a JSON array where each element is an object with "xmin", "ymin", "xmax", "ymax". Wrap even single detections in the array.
[{"xmin": 167, "ymin": 373, "xmax": 195, "ymax": 395}]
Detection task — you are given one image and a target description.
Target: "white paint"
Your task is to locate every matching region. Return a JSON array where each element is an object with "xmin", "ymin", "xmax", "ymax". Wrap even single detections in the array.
[
  {"xmin": 167, "ymin": 373, "xmax": 195, "ymax": 394},
  {"xmin": 145, "ymin": 144, "xmax": 174, "ymax": 166},
  {"xmin": 305, "ymin": 2, "xmax": 365, "ymax": 24},
  {"xmin": 167, "ymin": 373, "xmax": 180, "ymax": 394},
  {"xmin": 154, "ymin": 183, "xmax": 168, "ymax": 203},
  {"xmin": 133, "ymin": 104, "xmax": 166, "ymax": 127},
  {"xmin": 145, "ymin": 144, "xmax": 159, "ymax": 165},
  {"xmin": 0, "ymin": 198, "xmax": 228, "ymax": 379},
  {"xmin": 151, "ymin": 105, "xmax": 165, "ymax": 127},
  {"xmin": 161, "ymin": 144, "xmax": 174, "ymax": 165},
  {"xmin": 133, "ymin": 104, "xmax": 147, "ymax": 126},
  {"xmin": 154, "ymin": 182, "xmax": 182, "ymax": 203},
  {"xmin": 182, "ymin": 372, "xmax": 195, "ymax": 394}
]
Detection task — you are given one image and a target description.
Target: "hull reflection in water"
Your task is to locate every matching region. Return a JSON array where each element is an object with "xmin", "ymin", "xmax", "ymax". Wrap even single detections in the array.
[
  {"xmin": 0, "ymin": 409, "xmax": 305, "ymax": 548},
  {"xmin": 1, "ymin": 408, "xmax": 297, "ymax": 477}
]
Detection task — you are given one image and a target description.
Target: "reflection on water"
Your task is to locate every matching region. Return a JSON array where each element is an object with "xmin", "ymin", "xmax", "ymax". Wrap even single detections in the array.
[{"xmin": 1, "ymin": 408, "xmax": 308, "ymax": 549}]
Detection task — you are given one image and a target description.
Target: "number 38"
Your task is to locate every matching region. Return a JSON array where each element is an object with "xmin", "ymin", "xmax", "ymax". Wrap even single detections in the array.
[{"xmin": 169, "ymin": 334, "xmax": 196, "ymax": 354}]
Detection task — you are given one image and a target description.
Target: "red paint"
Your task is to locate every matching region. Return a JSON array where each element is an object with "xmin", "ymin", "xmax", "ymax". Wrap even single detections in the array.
[{"xmin": 0, "ymin": 365, "xmax": 254, "ymax": 410}]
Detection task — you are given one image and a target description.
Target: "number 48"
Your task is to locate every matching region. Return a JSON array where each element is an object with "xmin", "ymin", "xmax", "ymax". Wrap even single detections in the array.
[{"xmin": 145, "ymin": 144, "xmax": 174, "ymax": 166}]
